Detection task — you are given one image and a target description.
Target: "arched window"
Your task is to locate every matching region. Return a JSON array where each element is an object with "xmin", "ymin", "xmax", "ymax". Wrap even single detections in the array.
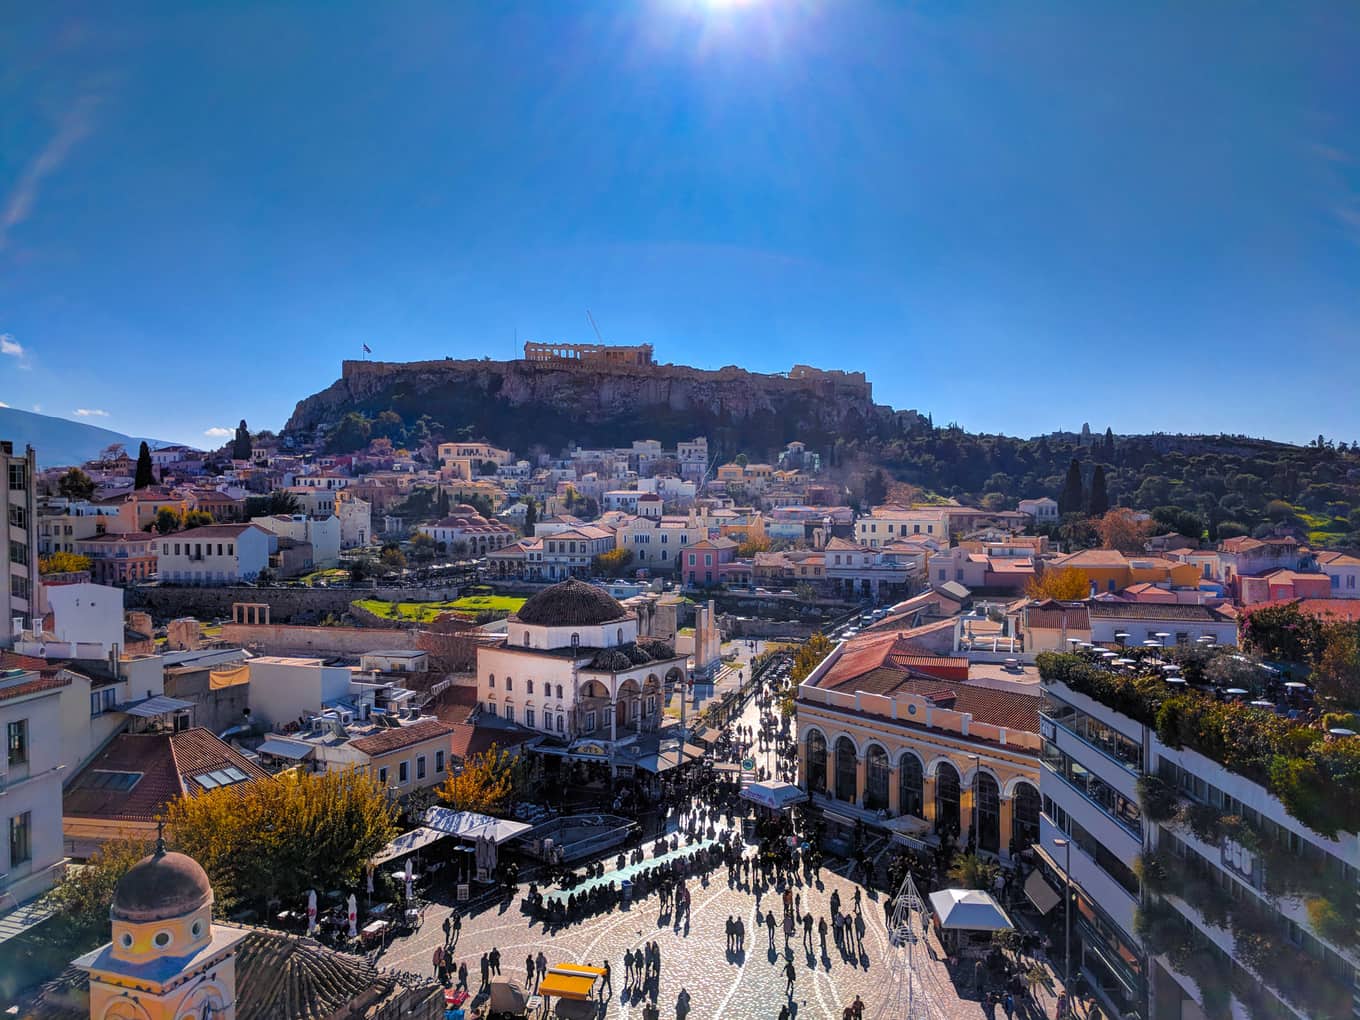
[
  {"xmin": 975, "ymin": 771, "xmax": 1001, "ymax": 853},
  {"xmin": 806, "ymin": 732, "xmax": 827, "ymax": 794},
  {"xmin": 488, "ymin": 674, "xmax": 495, "ymax": 689},
  {"xmin": 864, "ymin": 745, "xmax": 889, "ymax": 811},
  {"xmin": 556, "ymin": 714, "xmax": 564, "ymax": 732},
  {"xmin": 617, "ymin": 628, "xmax": 624, "ymax": 644},
  {"xmin": 505, "ymin": 677, "xmax": 513, "ymax": 692},
  {"xmin": 899, "ymin": 753, "xmax": 924, "ymax": 818},
  {"xmin": 835, "ymin": 737, "xmax": 857, "ymax": 803},
  {"xmin": 526, "ymin": 679, "xmax": 534, "ymax": 695},
  {"xmin": 1013, "ymin": 782, "xmax": 1041, "ymax": 851},
  {"xmin": 503, "ymin": 702, "xmax": 515, "ymax": 724},
  {"xmin": 556, "ymin": 684, "xmax": 563, "ymax": 700},
  {"xmin": 936, "ymin": 762, "xmax": 961, "ymax": 836},
  {"xmin": 571, "ymin": 632, "xmax": 580, "ymax": 646},
  {"xmin": 523, "ymin": 632, "xmax": 531, "ymax": 647}
]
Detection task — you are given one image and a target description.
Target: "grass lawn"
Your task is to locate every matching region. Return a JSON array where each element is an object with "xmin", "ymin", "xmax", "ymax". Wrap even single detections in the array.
[
  {"xmin": 1294, "ymin": 508, "xmax": 1349, "ymax": 547},
  {"xmin": 301, "ymin": 568, "xmax": 350, "ymax": 585},
  {"xmin": 352, "ymin": 594, "xmax": 526, "ymax": 623}
]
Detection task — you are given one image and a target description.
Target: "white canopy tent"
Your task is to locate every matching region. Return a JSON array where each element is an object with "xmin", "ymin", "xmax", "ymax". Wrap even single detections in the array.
[
  {"xmin": 370, "ymin": 825, "xmax": 452, "ymax": 866},
  {"xmin": 740, "ymin": 780, "xmax": 808, "ymax": 812},
  {"xmin": 423, "ymin": 806, "xmax": 532, "ymax": 845},
  {"xmin": 928, "ymin": 888, "xmax": 1015, "ymax": 932}
]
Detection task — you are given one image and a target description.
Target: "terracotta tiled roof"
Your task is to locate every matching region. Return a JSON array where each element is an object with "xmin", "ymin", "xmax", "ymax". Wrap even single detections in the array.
[
  {"xmin": 26, "ymin": 925, "xmax": 441, "ymax": 1020},
  {"xmin": 1281, "ymin": 599, "xmax": 1360, "ymax": 622},
  {"xmin": 1025, "ymin": 603, "xmax": 1090, "ymax": 630},
  {"xmin": 1085, "ymin": 601, "xmax": 1232, "ymax": 622},
  {"xmin": 64, "ymin": 729, "xmax": 270, "ymax": 823},
  {"xmin": 0, "ymin": 672, "xmax": 70, "ymax": 701},
  {"xmin": 177, "ymin": 523, "xmax": 262, "ymax": 538},
  {"xmin": 450, "ymin": 722, "xmax": 538, "ymax": 760},
  {"xmin": 0, "ymin": 651, "xmax": 73, "ymax": 682},
  {"xmin": 430, "ymin": 685, "xmax": 479, "ymax": 725},
  {"xmin": 348, "ymin": 718, "xmax": 454, "ymax": 756}
]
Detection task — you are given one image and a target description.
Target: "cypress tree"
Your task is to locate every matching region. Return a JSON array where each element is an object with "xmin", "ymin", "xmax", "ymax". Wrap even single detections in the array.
[
  {"xmin": 1059, "ymin": 458, "xmax": 1085, "ymax": 515},
  {"xmin": 1103, "ymin": 427, "xmax": 1115, "ymax": 460},
  {"xmin": 134, "ymin": 441, "xmax": 154, "ymax": 490},
  {"xmin": 1088, "ymin": 464, "xmax": 1110, "ymax": 516}
]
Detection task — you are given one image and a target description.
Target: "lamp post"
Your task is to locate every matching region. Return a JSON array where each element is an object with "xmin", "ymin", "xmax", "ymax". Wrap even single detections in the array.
[
  {"xmin": 1053, "ymin": 837, "xmax": 1072, "ymax": 1011},
  {"xmin": 968, "ymin": 753, "xmax": 980, "ymax": 849}
]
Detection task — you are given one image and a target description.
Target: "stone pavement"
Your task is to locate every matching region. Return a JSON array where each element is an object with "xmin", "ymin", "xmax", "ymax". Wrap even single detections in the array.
[{"xmin": 375, "ymin": 840, "xmax": 1056, "ymax": 1019}]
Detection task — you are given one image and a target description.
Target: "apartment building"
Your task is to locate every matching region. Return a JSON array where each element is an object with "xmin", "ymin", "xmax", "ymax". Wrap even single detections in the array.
[
  {"xmin": 854, "ymin": 504, "xmax": 951, "ymax": 547},
  {"xmin": 3, "ymin": 441, "xmax": 38, "ymax": 634},
  {"xmin": 0, "ymin": 662, "xmax": 69, "ymax": 909},
  {"xmin": 1038, "ymin": 655, "xmax": 1360, "ymax": 1020},
  {"xmin": 155, "ymin": 523, "xmax": 273, "ymax": 584}
]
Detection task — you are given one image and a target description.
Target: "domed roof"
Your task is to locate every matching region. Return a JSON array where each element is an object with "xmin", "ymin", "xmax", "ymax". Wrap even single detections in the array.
[
  {"xmin": 515, "ymin": 578, "xmax": 629, "ymax": 628},
  {"xmin": 111, "ymin": 847, "xmax": 213, "ymax": 923}
]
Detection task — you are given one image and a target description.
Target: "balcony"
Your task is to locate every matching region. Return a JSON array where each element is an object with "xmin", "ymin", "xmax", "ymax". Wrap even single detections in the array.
[
  {"xmin": 1039, "ymin": 814, "xmax": 1140, "ymax": 942},
  {"xmin": 1043, "ymin": 763, "xmax": 1143, "ymax": 860}
]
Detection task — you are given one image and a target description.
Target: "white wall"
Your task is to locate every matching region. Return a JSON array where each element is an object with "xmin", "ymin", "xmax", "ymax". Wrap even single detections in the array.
[
  {"xmin": 44, "ymin": 582, "xmax": 125, "ymax": 657},
  {"xmin": 0, "ymin": 679, "xmax": 66, "ymax": 904},
  {"xmin": 247, "ymin": 658, "xmax": 353, "ymax": 727}
]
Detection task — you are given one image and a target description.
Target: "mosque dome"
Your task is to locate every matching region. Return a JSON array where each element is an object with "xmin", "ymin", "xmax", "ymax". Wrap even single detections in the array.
[
  {"xmin": 111, "ymin": 848, "xmax": 213, "ymax": 923},
  {"xmin": 515, "ymin": 578, "xmax": 629, "ymax": 627}
]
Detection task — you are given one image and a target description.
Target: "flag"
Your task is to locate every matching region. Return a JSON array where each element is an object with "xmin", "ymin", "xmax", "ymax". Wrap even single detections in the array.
[{"xmin": 362, "ymin": 343, "xmax": 372, "ymax": 354}]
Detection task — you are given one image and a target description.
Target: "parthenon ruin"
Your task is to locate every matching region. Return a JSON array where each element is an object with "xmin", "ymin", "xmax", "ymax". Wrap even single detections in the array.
[{"xmin": 523, "ymin": 341, "xmax": 654, "ymax": 366}]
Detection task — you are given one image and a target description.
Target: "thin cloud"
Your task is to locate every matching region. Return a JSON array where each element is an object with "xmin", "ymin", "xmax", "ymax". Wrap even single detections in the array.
[
  {"xmin": 32, "ymin": 404, "xmax": 42, "ymax": 413},
  {"xmin": 1, "ymin": 335, "xmax": 23, "ymax": 358},
  {"xmin": 73, "ymin": 408, "xmax": 109, "ymax": 417},
  {"xmin": 203, "ymin": 426, "xmax": 233, "ymax": 438},
  {"xmin": 0, "ymin": 95, "xmax": 100, "ymax": 252}
]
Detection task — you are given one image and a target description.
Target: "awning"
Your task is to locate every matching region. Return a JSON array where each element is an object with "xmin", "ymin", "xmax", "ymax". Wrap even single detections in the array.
[
  {"xmin": 538, "ymin": 964, "xmax": 605, "ymax": 1001},
  {"xmin": 1024, "ymin": 870, "xmax": 1061, "ymax": 915},
  {"xmin": 255, "ymin": 737, "xmax": 315, "ymax": 760},
  {"xmin": 423, "ymin": 806, "xmax": 532, "ymax": 845},
  {"xmin": 929, "ymin": 888, "xmax": 1014, "ymax": 932},
  {"xmin": 693, "ymin": 725, "xmax": 722, "ymax": 745},
  {"xmin": 634, "ymin": 742, "xmax": 706, "ymax": 773},
  {"xmin": 823, "ymin": 811, "xmax": 857, "ymax": 827},
  {"xmin": 120, "ymin": 695, "xmax": 195, "ymax": 718},
  {"xmin": 0, "ymin": 897, "xmax": 57, "ymax": 947},
  {"xmin": 741, "ymin": 780, "xmax": 808, "ymax": 811},
  {"xmin": 209, "ymin": 665, "xmax": 250, "ymax": 689},
  {"xmin": 370, "ymin": 826, "xmax": 451, "ymax": 866},
  {"xmin": 711, "ymin": 762, "xmax": 743, "ymax": 774}
]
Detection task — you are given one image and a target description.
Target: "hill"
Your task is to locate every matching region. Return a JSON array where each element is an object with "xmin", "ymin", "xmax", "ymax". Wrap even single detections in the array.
[
  {"xmin": 0, "ymin": 407, "xmax": 179, "ymax": 468},
  {"xmin": 284, "ymin": 354, "xmax": 1360, "ymax": 547}
]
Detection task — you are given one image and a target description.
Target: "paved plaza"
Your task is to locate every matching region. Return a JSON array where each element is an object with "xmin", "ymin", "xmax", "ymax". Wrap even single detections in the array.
[{"xmin": 373, "ymin": 679, "xmax": 1064, "ymax": 1020}]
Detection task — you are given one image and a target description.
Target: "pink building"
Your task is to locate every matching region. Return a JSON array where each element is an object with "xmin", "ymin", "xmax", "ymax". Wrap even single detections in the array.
[{"xmin": 683, "ymin": 538, "xmax": 738, "ymax": 587}]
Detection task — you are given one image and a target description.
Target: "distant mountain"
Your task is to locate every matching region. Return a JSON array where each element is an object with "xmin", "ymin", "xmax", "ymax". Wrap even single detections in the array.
[{"xmin": 0, "ymin": 407, "xmax": 182, "ymax": 468}]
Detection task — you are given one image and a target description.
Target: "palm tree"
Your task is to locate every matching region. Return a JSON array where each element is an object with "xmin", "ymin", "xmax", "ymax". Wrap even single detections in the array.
[{"xmin": 946, "ymin": 852, "xmax": 999, "ymax": 891}]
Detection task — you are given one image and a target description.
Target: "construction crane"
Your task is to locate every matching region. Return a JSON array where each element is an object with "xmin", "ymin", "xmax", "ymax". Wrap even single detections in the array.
[{"xmin": 586, "ymin": 310, "xmax": 605, "ymax": 344}]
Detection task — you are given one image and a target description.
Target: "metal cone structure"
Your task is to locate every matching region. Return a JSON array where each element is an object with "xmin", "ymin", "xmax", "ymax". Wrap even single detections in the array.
[{"xmin": 874, "ymin": 870, "xmax": 934, "ymax": 1020}]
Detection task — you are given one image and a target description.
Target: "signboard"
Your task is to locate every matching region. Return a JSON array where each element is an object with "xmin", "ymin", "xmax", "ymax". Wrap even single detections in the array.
[
  {"xmin": 457, "ymin": 883, "xmax": 470, "ymax": 902},
  {"xmin": 742, "ymin": 757, "xmax": 755, "ymax": 771}
]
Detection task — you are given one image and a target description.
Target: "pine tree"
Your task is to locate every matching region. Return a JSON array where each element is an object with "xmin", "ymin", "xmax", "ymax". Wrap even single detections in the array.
[
  {"xmin": 1059, "ymin": 458, "xmax": 1085, "ymax": 515},
  {"xmin": 133, "ymin": 442, "xmax": 154, "ymax": 489},
  {"xmin": 1087, "ymin": 464, "xmax": 1109, "ymax": 516}
]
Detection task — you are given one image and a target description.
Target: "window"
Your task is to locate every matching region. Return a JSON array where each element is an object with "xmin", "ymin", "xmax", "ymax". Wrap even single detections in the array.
[
  {"xmin": 378, "ymin": 766, "xmax": 388, "ymax": 786},
  {"xmin": 398, "ymin": 760, "xmax": 410, "ymax": 783},
  {"xmin": 90, "ymin": 687, "xmax": 117, "ymax": 717},
  {"xmin": 1330, "ymin": 575, "xmax": 1340, "ymax": 590},
  {"xmin": 9, "ymin": 575, "xmax": 29, "ymax": 601},
  {"xmin": 9, "ymin": 812, "xmax": 31, "ymax": 867},
  {"xmin": 523, "ymin": 632, "xmax": 531, "ymax": 647},
  {"xmin": 416, "ymin": 755, "xmax": 427, "ymax": 780},
  {"xmin": 504, "ymin": 704, "xmax": 515, "ymax": 723},
  {"xmin": 556, "ymin": 714, "xmax": 565, "ymax": 732},
  {"xmin": 526, "ymin": 679, "xmax": 534, "ymax": 694},
  {"xmin": 586, "ymin": 710, "xmax": 597, "ymax": 732},
  {"xmin": 227, "ymin": 543, "xmax": 234, "ymax": 555},
  {"xmin": 1350, "ymin": 575, "xmax": 1357, "ymax": 590},
  {"xmin": 6, "ymin": 720, "xmax": 27, "ymax": 766},
  {"xmin": 8, "ymin": 463, "xmax": 26, "ymax": 490},
  {"xmin": 7, "ymin": 504, "xmax": 26, "ymax": 529},
  {"xmin": 524, "ymin": 708, "xmax": 535, "ymax": 728},
  {"xmin": 505, "ymin": 676, "xmax": 513, "ymax": 692},
  {"xmin": 8, "ymin": 541, "xmax": 26, "ymax": 566},
  {"xmin": 556, "ymin": 684, "xmax": 563, "ymax": 699},
  {"xmin": 488, "ymin": 674, "xmax": 495, "ymax": 688},
  {"xmin": 435, "ymin": 750, "xmax": 446, "ymax": 772}
]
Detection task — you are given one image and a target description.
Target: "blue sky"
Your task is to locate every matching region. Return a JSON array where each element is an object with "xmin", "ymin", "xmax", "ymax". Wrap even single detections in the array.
[{"xmin": 2, "ymin": 1, "xmax": 1357, "ymax": 448}]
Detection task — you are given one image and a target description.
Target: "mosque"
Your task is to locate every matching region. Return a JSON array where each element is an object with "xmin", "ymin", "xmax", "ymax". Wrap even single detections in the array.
[{"xmin": 26, "ymin": 839, "xmax": 443, "ymax": 1019}]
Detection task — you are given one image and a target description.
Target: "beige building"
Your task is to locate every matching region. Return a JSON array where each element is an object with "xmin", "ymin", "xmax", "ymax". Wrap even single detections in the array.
[
  {"xmin": 437, "ymin": 442, "xmax": 514, "ymax": 481},
  {"xmin": 797, "ymin": 628, "xmax": 1041, "ymax": 860},
  {"xmin": 854, "ymin": 504, "xmax": 951, "ymax": 547}
]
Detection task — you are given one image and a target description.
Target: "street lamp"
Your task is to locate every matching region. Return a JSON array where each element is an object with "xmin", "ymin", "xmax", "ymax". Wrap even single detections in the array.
[
  {"xmin": 967, "ymin": 754, "xmax": 980, "ymax": 848},
  {"xmin": 1053, "ymin": 837, "xmax": 1072, "ymax": 1005}
]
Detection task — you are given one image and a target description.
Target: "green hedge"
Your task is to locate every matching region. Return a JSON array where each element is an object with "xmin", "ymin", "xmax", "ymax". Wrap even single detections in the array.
[{"xmin": 1039, "ymin": 653, "xmax": 1360, "ymax": 836}]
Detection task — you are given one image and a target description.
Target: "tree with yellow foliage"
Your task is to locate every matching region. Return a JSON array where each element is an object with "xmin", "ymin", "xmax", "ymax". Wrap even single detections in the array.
[
  {"xmin": 38, "ymin": 551, "xmax": 91, "ymax": 575},
  {"xmin": 437, "ymin": 743, "xmax": 519, "ymax": 815},
  {"xmin": 737, "ymin": 536, "xmax": 771, "ymax": 558},
  {"xmin": 165, "ymin": 767, "xmax": 397, "ymax": 912},
  {"xmin": 1094, "ymin": 508, "xmax": 1156, "ymax": 555},
  {"xmin": 1026, "ymin": 567, "xmax": 1092, "ymax": 601}
]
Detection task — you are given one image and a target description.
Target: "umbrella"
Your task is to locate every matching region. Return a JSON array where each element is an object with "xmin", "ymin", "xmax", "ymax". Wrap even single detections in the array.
[
  {"xmin": 1329, "ymin": 728, "xmax": 1357, "ymax": 737},
  {"xmin": 1250, "ymin": 700, "xmax": 1274, "ymax": 708},
  {"xmin": 1165, "ymin": 677, "xmax": 1186, "ymax": 685},
  {"xmin": 1196, "ymin": 635, "xmax": 1215, "ymax": 643},
  {"xmin": 1224, "ymin": 688, "xmax": 1248, "ymax": 696},
  {"xmin": 1284, "ymin": 681, "xmax": 1308, "ymax": 690},
  {"xmin": 1112, "ymin": 658, "xmax": 1134, "ymax": 665},
  {"xmin": 306, "ymin": 889, "xmax": 318, "ymax": 935},
  {"xmin": 347, "ymin": 894, "xmax": 358, "ymax": 939},
  {"xmin": 1142, "ymin": 639, "xmax": 1161, "ymax": 647},
  {"xmin": 1100, "ymin": 650, "xmax": 1117, "ymax": 658},
  {"xmin": 404, "ymin": 856, "xmax": 414, "ymax": 903},
  {"xmin": 1160, "ymin": 664, "xmax": 1180, "ymax": 672}
]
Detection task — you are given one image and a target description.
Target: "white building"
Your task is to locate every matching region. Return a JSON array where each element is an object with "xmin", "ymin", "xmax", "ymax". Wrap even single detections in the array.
[
  {"xmin": 335, "ymin": 490, "xmax": 371, "ymax": 548},
  {"xmin": 617, "ymin": 513, "xmax": 703, "ymax": 574},
  {"xmin": 156, "ymin": 523, "xmax": 273, "ymax": 585},
  {"xmin": 1039, "ymin": 657, "xmax": 1360, "ymax": 1020},
  {"xmin": 537, "ymin": 526, "xmax": 617, "ymax": 580},
  {"xmin": 1315, "ymin": 550, "xmax": 1360, "ymax": 598},
  {"xmin": 417, "ymin": 505, "xmax": 517, "ymax": 556},
  {"xmin": 477, "ymin": 579, "xmax": 687, "ymax": 771},
  {"xmin": 0, "ymin": 662, "xmax": 68, "ymax": 909},
  {"xmin": 1018, "ymin": 497, "xmax": 1059, "ymax": 523},
  {"xmin": 251, "ymin": 513, "xmax": 341, "ymax": 566},
  {"xmin": 40, "ymin": 583, "xmax": 125, "ymax": 658},
  {"xmin": 3, "ymin": 441, "xmax": 38, "ymax": 634},
  {"xmin": 246, "ymin": 656, "xmax": 353, "ymax": 729},
  {"xmin": 1085, "ymin": 601, "xmax": 1238, "ymax": 647}
]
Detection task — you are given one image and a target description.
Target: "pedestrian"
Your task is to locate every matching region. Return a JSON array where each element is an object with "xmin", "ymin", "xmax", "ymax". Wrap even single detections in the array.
[
  {"xmin": 601, "ymin": 959, "xmax": 612, "ymax": 995},
  {"xmin": 432, "ymin": 946, "xmax": 444, "ymax": 976},
  {"xmin": 625, "ymin": 948, "xmax": 635, "ymax": 983},
  {"xmin": 1056, "ymin": 991, "xmax": 1069, "ymax": 1019},
  {"xmin": 818, "ymin": 915, "xmax": 828, "ymax": 948},
  {"xmin": 489, "ymin": 946, "xmax": 501, "ymax": 976},
  {"xmin": 766, "ymin": 909, "xmax": 777, "ymax": 948},
  {"xmin": 736, "ymin": 915, "xmax": 746, "ymax": 951},
  {"xmin": 725, "ymin": 915, "xmax": 735, "ymax": 951},
  {"xmin": 479, "ymin": 953, "xmax": 489, "ymax": 989},
  {"xmin": 854, "ymin": 887, "xmax": 862, "ymax": 914},
  {"xmin": 779, "ymin": 1005, "xmax": 790, "ymax": 1020},
  {"xmin": 974, "ymin": 959, "xmax": 986, "ymax": 995},
  {"xmin": 784, "ymin": 958, "xmax": 797, "ymax": 994},
  {"xmin": 525, "ymin": 954, "xmax": 534, "ymax": 986},
  {"xmin": 457, "ymin": 960, "xmax": 468, "ymax": 992},
  {"xmin": 851, "ymin": 993, "xmax": 865, "ymax": 1019},
  {"xmin": 442, "ymin": 914, "xmax": 452, "ymax": 945},
  {"xmin": 536, "ymin": 950, "xmax": 548, "ymax": 985},
  {"xmin": 1003, "ymin": 991, "xmax": 1015, "ymax": 1020}
]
